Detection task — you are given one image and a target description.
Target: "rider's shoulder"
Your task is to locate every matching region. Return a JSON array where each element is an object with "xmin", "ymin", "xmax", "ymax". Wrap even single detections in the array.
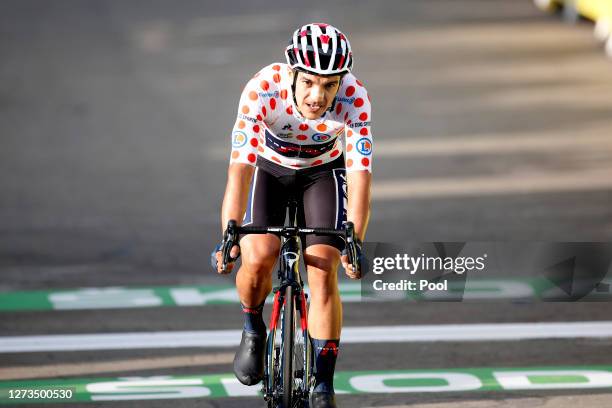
[
  {"xmin": 339, "ymin": 72, "xmax": 369, "ymax": 94},
  {"xmin": 247, "ymin": 63, "xmax": 288, "ymax": 86}
]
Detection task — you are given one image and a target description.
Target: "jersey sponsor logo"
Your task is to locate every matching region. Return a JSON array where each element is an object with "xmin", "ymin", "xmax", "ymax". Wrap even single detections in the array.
[
  {"xmin": 232, "ymin": 131, "xmax": 248, "ymax": 148},
  {"xmin": 265, "ymin": 129, "xmax": 335, "ymax": 158},
  {"xmin": 356, "ymin": 138, "xmax": 372, "ymax": 156},
  {"xmin": 239, "ymin": 113, "xmax": 258, "ymax": 123},
  {"xmin": 282, "ymin": 124, "xmax": 293, "ymax": 130},
  {"xmin": 348, "ymin": 121, "xmax": 372, "ymax": 128},
  {"xmin": 258, "ymin": 91, "xmax": 280, "ymax": 98},
  {"xmin": 336, "ymin": 96, "xmax": 356, "ymax": 104},
  {"xmin": 312, "ymin": 133, "xmax": 332, "ymax": 142},
  {"xmin": 277, "ymin": 132, "xmax": 293, "ymax": 139}
]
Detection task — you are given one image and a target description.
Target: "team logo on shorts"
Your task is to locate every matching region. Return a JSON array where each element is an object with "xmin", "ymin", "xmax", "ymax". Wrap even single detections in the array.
[
  {"xmin": 312, "ymin": 133, "xmax": 332, "ymax": 143},
  {"xmin": 356, "ymin": 138, "xmax": 372, "ymax": 156},
  {"xmin": 232, "ymin": 131, "xmax": 248, "ymax": 148}
]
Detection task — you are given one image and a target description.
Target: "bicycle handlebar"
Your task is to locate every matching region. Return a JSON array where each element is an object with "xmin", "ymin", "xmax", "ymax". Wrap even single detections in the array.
[{"xmin": 219, "ymin": 220, "xmax": 361, "ymax": 275}]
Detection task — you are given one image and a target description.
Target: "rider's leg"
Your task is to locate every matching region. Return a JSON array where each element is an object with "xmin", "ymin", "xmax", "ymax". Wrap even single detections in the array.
[
  {"xmin": 305, "ymin": 244, "xmax": 342, "ymax": 394},
  {"xmin": 232, "ymin": 234, "xmax": 280, "ymax": 386},
  {"xmin": 305, "ymin": 244, "xmax": 342, "ymax": 339},
  {"xmin": 299, "ymin": 157, "xmax": 346, "ymax": 400},
  {"xmin": 232, "ymin": 161, "xmax": 286, "ymax": 385},
  {"xmin": 236, "ymin": 233, "xmax": 280, "ymax": 320}
]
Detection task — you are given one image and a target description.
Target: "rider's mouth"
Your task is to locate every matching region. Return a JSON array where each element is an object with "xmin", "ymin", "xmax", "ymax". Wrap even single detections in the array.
[{"xmin": 305, "ymin": 102, "xmax": 323, "ymax": 113}]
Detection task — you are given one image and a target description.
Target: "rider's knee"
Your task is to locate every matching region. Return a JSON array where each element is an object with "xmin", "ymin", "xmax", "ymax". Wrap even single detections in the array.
[
  {"xmin": 304, "ymin": 246, "xmax": 340, "ymax": 300},
  {"xmin": 242, "ymin": 247, "xmax": 277, "ymax": 276},
  {"xmin": 304, "ymin": 245, "xmax": 340, "ymax": 275}
]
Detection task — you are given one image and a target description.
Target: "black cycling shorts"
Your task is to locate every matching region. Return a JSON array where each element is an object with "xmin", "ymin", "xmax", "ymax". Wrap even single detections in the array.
[{"xmin": 243, "ymin": 155, "xmax": 347, "ymax": 251}]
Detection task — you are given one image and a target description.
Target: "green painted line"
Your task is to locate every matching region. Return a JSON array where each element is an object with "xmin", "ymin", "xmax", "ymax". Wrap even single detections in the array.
[
  {"xmin": 0, "ymin": 365, "xmax": 611, "ymax": 404},
  {"xmin": 0, "ymin": 290, "xmax": 54, "ymax": 311},
  {"xmin": 0, "ymin": 277, "xmax": 609, "ymax": 312}
]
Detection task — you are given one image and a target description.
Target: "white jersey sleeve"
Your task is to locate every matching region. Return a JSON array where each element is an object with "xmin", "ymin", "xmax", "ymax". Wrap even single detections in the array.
[
  {"xmin": 229, "ymin": 76, "xmax": 266, "ymax": 166},
  {"xmin": 342, "ymin": 78, "xmax": 373, "ymax": 173}
]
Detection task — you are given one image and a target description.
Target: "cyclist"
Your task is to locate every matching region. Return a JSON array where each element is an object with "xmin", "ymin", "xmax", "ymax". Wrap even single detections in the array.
[{"xmin": 213, "ymin": 23, "xmax": 372, "ymax": 408}]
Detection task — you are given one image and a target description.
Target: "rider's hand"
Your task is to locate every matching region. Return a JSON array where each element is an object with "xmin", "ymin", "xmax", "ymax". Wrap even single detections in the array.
[
  {"xmin": 211, "ymin": 242, "xmax": 241, "ymax": 274},
  {"xmin": 341, "ymin": 239, "xmax": 363, "ymax": 280}
]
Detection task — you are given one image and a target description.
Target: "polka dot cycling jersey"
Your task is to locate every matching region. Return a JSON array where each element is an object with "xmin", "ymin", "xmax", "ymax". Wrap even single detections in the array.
[{"xmin": 229, "ymin": 63, "xmax": 373, "ymax": 172}]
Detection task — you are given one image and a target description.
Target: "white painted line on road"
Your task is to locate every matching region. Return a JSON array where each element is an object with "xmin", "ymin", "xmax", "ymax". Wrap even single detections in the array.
[
  {"xmin": 0, "ymin": 352, "xmax": 235, "ymax": 380},
  {"xmin": 1, "ymin": 321, "xmax": 612, "ymax": 353},
  {"xmin": 374, "ymin": 132, "xmax": 612, "ymax": 157},
  {"xmin": 373, "ymin": 169, "xmax": 612, "ymax": 200}
]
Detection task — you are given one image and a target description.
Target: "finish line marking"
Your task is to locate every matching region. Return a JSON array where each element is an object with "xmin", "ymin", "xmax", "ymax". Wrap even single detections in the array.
[
  {"xmin": 1, "ymin": 321, "xmax": 612, "ymax": 353},
  {"xmin": 1, "ymin": 365, "xmax": 612, "ymax": 404}
]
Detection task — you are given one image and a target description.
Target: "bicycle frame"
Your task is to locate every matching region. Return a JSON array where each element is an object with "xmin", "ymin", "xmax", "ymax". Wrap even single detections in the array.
[
  {"xmin": 220, "ymin": 202, "xmax": 358, "ymax": 407},
  {"xmin": 264, "ymin": 200, "xmax": 312, "ymax": 407}
]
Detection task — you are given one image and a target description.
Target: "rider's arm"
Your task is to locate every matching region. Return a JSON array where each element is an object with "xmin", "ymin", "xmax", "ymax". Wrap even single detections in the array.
[
  {"xmin": 221, "ymin": 163, "xmax": 255, "ymax": 232},
  {"xmin": 343, "ymin": 78, "xmax": 373, "ymax": 241},
  {"xmin": 347, "ymin": 170, "xmax": 371, "ymax": 241}
]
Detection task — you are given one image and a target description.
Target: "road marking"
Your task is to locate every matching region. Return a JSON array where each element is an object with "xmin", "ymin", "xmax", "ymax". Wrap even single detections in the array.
[
  {"xmin": 373, "ymin": 169, "xmax": 612, "ymax": 200},
  {"xmin": 374, "ymin": 131, "xmax": 612, "ymax": 157},
  {"xmin": 4, "ymin": 277, "xmax": 604, "ymax": 312},
  {"xmin": 1, "ymin": 366, "xmax": 612, "ymax": 403},
  {"xmin": 0, "ymin": 353, "xmax": 235, "ymax": 381},
  {"xmin": 362, "ymin": 394, "xmax": 612, "ymax": 408},
  {"xmin": 1, "ymin": 321, "xmax": 611, "ymax": 353}
]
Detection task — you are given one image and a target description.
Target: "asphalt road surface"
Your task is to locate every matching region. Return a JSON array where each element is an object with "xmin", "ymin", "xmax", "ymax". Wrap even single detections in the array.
[{"xmin": 1, "ymin": 0, "xmax": 612, "ymax": 407}]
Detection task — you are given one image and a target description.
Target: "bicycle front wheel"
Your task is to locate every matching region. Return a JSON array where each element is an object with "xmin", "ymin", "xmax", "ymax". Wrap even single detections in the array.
[{"xmin": 281, "ymin": 285, "xmax": 295, "ymax": 408}]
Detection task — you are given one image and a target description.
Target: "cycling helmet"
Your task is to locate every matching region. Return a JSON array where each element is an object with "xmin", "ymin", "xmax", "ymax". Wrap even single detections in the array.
[{"xmin": 285, "ymin": 23, "xmax": 353, "ymax": 76}]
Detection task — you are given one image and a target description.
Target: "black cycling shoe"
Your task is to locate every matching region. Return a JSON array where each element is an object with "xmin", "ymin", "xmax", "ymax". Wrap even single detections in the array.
[
  {"xmin": 311, "ymin": 392, "xmax": 337, "ymax": 408},
  {"xmin": 233, "ymin": 329, "xmax": 266, "ymax": 385}
]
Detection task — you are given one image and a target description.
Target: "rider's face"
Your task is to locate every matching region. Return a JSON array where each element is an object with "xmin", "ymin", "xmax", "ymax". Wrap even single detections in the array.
[{"xmin": 293, "ymin": 71, "xmax": 341, "ymax": 120}]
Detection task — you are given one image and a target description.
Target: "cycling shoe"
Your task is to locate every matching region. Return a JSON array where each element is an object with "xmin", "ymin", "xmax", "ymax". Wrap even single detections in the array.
[
  {"xmin": 233, "ymin": 329, "xmax": 266, "ymax": 385},
  {"xmin": 311, "ymin": 392, "xmax": 337, "ymax": 408}
]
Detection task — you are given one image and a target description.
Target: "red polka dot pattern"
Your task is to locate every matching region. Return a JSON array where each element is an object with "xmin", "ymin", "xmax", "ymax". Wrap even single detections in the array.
[{"xmin": 229, "ymin": 64, "xmax": 372, "ymax": 172}]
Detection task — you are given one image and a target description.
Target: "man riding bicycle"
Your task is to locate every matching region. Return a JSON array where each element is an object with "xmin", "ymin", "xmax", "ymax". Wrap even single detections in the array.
[{"xmin": 213, "ymin": 23, "xmax": 372, "ymax": 408}]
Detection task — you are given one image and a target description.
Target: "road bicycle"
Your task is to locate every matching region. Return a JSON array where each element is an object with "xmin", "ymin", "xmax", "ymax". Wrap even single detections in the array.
[{"xmin": 220, "ymin": 200, "xmax": 360, "ymax": 408}]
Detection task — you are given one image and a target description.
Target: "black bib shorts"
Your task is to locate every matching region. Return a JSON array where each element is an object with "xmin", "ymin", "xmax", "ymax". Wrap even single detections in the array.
[{"xmin": 243, "ymin": 155, "xmax": 347, "ymax": 251}]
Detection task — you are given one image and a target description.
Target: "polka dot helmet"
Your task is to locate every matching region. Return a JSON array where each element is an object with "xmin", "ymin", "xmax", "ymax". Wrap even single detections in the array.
[{"xmin": 285, "ymin": 23, "xmax": 353, "ymax": 76}]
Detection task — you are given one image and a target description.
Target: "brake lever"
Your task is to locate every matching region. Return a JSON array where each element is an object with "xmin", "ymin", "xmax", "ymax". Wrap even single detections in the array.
[
  {"xmin": 221, "ymin": 220, "xmax": 239, "ymax": 272},
  {"xmin": 345, "ymin": 222, "xmax": 359, "ymax": 274}
]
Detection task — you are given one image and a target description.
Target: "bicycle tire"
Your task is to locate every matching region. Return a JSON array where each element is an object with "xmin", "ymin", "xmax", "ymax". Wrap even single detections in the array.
[{"xmin": 281, "ymin": 285, "xmax": 295, "ymax": 408}]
